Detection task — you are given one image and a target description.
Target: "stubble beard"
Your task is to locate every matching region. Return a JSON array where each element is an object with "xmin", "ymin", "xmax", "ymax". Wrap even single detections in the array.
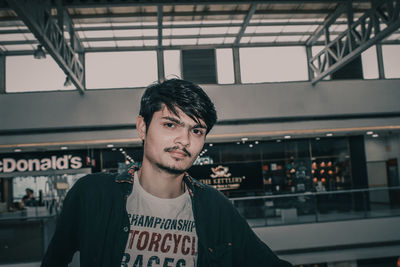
[{"xmin": 155, "ymin": 162, "xmax": 188, "ymax": 175}]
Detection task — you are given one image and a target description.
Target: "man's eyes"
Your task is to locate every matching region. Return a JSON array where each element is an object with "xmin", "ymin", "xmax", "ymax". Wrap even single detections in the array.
[
  {"xmin": 192, "ymin": 129, "xmax": 205, "ymax": 136},
  {"xmin": 163, "ymin": 122, "xmax": 176, "ymax": 128},
  {"xmin": 163, "ymin": 122, "xmax": 205, "ymax": 135}
]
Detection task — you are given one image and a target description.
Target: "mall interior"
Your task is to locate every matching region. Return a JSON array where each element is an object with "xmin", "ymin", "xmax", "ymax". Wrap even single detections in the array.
[{"xmin": 0, "ymin": 0, "xmax": 400, "ymax": 266}]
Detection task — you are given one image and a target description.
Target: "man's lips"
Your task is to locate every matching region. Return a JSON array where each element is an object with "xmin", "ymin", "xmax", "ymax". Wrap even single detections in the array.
[
  {"xmin": 164, "ymin": 146, "xmax": 191, "ymax": 158},
  {"xmin": 169, "ymin": 151, "xmax": 188, "ymax": 158}
]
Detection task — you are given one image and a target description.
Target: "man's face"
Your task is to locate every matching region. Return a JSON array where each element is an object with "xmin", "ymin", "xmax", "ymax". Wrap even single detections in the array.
[{"xmin": 137, "ymin": 105, "xmax": 207, "ymax": 174}]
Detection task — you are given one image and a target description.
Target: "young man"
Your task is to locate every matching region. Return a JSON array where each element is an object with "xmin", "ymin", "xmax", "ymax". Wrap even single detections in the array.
[{"xmin": 42, "ymin": 79, "xmax": 292, "ymax": 267}]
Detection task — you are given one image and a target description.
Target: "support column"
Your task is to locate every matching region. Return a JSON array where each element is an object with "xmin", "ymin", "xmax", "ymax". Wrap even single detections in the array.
[
  {"xmin": 305, "ymin": 45, "xmax": 314, "ymax": 81},
  {"xmin": 376, "ymin": 44, "xmax": 385, "ymax": 79},
  {"xmin": 0, "ymin": 54, "xmax": 5, "ymax": 94},
  {"xmin": 233, "ymin": 46, "xmax": 241, "ymax": 84}
]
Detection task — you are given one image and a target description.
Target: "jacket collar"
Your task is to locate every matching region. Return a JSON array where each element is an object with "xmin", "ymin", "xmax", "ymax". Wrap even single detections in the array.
[{"xmin": 114, "ymin": 164, "xmax": 204, "ymax": 196}]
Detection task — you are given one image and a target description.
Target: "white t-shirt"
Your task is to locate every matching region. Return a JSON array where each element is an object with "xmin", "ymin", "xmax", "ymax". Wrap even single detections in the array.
[{"xmin": 121, "ymin": 173, "xmax": 198, "ymax": 267}]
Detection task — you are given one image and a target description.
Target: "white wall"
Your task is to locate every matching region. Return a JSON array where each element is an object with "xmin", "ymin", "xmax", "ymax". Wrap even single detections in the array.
[
  {"xmin": 365, "ymin": 134, "xmax": 400, "ymax": 185},
  {"xmin": 0, "ymin": 79, "xmax": 400, "ymax": 149}
]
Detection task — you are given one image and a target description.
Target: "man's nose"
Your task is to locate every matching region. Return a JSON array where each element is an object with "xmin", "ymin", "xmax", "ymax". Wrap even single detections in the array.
[{"xmin": 175, "ymin": 128, "xmax": 191, "ymax": 147}]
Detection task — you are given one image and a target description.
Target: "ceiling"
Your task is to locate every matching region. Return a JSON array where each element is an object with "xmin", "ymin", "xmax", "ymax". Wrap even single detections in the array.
[{"xmin": 1, "ymin": 0, "xmax": 398, "ymax": 55}]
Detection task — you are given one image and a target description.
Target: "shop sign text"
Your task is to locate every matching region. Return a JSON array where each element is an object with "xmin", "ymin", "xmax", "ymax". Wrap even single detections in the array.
[{"xmin": 0, "ymin": 155, "xmax": 83, "ymax": 173}]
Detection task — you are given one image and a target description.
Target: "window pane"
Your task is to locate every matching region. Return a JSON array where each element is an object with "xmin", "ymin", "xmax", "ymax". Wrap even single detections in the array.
[
  {"xmin": 164, "ymin": 50, "xmax": 181, "ymax": 79},
  {"xmin": 6, "ymin": 56, "xmax": 76, "ymax": 92},
  {"xmin": 216, "ymin": 48, "xmax": 234, "ymax": 84},
  {"xmin": 240, "ymin": 46, "xmax": 308, "ymax": 83},
  {"xmin": 382, "ymin": 45, "xmax": 400, "ymax": 78},
  {"xmin": 362, "ymin": 45, "xmax": 379, "ymax": 79},
  {"xmin": 85, "ymin": 51, "xmax": 158, "ymax": 89}
]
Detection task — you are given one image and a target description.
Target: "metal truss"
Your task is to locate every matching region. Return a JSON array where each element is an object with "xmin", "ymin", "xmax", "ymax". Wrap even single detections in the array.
[
  {"xmin": 6, "ymin": 0, "xmax": 85, "ymax": 93},
  {"xmin": 308, "ymin": 0, "xmax": 400, "ymax": 84}
]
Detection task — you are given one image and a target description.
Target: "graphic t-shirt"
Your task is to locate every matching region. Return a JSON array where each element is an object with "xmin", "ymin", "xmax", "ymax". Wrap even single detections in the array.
[{"xmin": 122, "ymin": 173, "xmax": 198, "ymax": 267}]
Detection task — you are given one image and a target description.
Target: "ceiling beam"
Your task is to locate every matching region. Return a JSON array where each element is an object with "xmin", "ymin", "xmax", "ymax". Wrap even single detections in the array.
[
  {"xmin": 0, "ymin": 30, "xmax": 353, "ymax": 46},
  {"xmin": 234, "ymin": 3, "xmax": 257, "ymax": 46},
  {"xmin": 58, "ymin": 0, "xmax": 371, "ymax": 8},
  {"xmin": 309, "ymin": 0, "xmax": 400, "ymax": 84},
  {"xmin": 5, "ymin": 0, "xmax": 85, "ymax": 93},
  {"xmin": 0, "ymin": 21, "xmax": 350, "ymax": 35},
  {"xmin": 306, "ymin": 3, "xmax": 347, "ymax": 46},
  {"xmin": 157, "ymin": 4, "xmax": 163, "ymax": 49},
  {"xmin": 67, "ymin": 9, "xmax": 369, "ymax": 20}
]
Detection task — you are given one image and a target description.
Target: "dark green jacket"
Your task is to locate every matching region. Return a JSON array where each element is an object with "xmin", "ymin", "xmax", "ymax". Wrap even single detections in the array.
[{"xmin": 42, "ymin": 168, "xmax": 292, "ymax": 267}]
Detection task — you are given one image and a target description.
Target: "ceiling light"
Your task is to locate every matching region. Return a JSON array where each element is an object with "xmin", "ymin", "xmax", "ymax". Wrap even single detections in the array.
[
  {"xmin": 315, "ymin": 137, "xmax": 321, "ymax": 141},
  {"xmin": 236, "ymin": 141, "xmax": 240, "ymax": 144},
  {"xmin": 64, "ymin": 76, "xmax": 72, "ymax": 87},
  {"xmin": 372, "ymin": 134, "xmax": 379, "ymax": 138},
  {"xmin": 107, "ymin": 144, "xmax": 114, "ymax": 148},
  {"xmin": 366, "ymin": 131, "xmax": 374, "ymax": 135},
  {"xmin": 249, "ymin": 144, "xmax": 253, "ymax": 148},
  {"xmin": 14, "ymin": 148, "xmax": 22, "ymax": 152},
  {"xmin": 284, "ymin": 135, "xmax": 291, "ymax": 139},
  {"xmin": 241, "ymin": 137, "xmax": 248, "ymax": 142},
  {"xmin": 209, "ymin": 143, "xmax": 213, "ymax": 147},
  {"xmin": 326, "ymin": 133, "xmax": 333, "ymax": 137},
  {"xmin": 33, "ymin": 45, "xmax": 46, "ymax": 59},
  {"xmin": 276, "ymin": 139, "xmax": 282, "ymax": 143},
  {"xmin": 255, "ymin": 141, "xmax": 259, "ymax": 144},
  {"xmin": 60, "ymin": 146, "xmax": 68, "ymax": 150}
]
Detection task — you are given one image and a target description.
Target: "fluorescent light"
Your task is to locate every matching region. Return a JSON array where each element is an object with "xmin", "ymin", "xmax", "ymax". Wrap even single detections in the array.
[
  {"xmin": 372, "ymin": 134, "xmax": 379, "ymax": 138},
  {"xmin": 326, "ymin": 133, "xmax": 333, "ymax": 137},
  {"xmin": 284, "ymin": 135, "xmax": 291, "ymax": 139},
  {"xmin": 315, "ymin": 137, "xmax": 321, "ymax": 141},
  {"xmin": 366, "ymin": 131, "xmax": 374, "ymax": 135},
  {"xmin": 60, "ymin": 146, "xmax": 68, "ymax": 150},
  {"xmin": 241, "ymin": 137, "xmax": 249, "ymax": 141},
  {"xmin": 107, "ymin": 144, "xmax": 114, "ymax": 148},
  {"xmin": 14, "ymin": 148, "xmax": 22, "ymax": 152},
  {"xmin": 276, "ymin": 139, "xmax": 282, "ymax": 142}
]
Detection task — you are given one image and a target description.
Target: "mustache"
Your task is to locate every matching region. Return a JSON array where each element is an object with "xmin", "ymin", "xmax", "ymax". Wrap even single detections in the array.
[{"xmin": 164, "ymin": 146, "xmax": 192, "ymax": 157}]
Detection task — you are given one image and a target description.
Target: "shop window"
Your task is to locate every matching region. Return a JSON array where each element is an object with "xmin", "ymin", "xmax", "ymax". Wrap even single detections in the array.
[
  {"xmin": 216, "ymin": 48, "xmax": 235, "ymax": 84},
  {"xmin": 181, "ymin": 49, "xmax": 217, "ymax": 84},
  {"xmin": 6, "ymin": 55, "xmax": 76, "ymax": 92},
  {"xmin": 262, "ymin": 157, "xmax": 312, "ymax": 194},
  {"xmin": 100, "ymin": 147, "xmax": 143, "ymax": 172},
  {"xmin": 239, "ymin": 46, "xmax": 308, "ymax": 83},
  {"xmin": 219, "ymin": 142, "xmax": 262, "ymax": 163},
  {"xmin": 357, "ymin": 256, "xmax": 399, "ymax": 267},
  {"xmin": 311, "ymin": 137, "xmax": 349, "ymax": 158},
  {"xmin": 85, "ymin": 51, "xmax": 158, "ymax": 89},
  {"xmin": 311, "ymin": 137, "xmax": 352, "ymax": 191},
  {"xmin": 164, "ymin": 50, "xmax": 181, "ymax": 79},
  {"xmin": 362, "ymin": 45, "xmax": 379, "ymax": 79},
  {"xmin": 382, "ymin": 45, "xmax": 400, "ymax": 78}
]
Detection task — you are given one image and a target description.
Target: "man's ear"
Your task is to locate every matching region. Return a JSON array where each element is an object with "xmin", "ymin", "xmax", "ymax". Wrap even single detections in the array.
[{"xmin": 136, "ymin": 115, "xmax": 147, "ymax": 141}]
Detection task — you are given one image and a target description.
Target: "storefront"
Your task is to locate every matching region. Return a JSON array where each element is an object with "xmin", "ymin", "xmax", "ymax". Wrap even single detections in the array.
[{"xmin": 0, "ymin": 150, "xmax": 92, "ymax": 264}]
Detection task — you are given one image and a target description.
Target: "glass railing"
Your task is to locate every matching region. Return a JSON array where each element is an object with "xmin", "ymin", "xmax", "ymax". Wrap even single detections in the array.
[{"xmin": 230, "ymin": 186, "xmax": 400, "ymax": 227}]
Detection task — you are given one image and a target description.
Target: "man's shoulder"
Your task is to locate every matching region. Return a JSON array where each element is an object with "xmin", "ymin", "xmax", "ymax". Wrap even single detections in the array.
[
  {"xmin": 72, "ymin": 171, "xmax": 119, "ymax": 191},
  {"xmin": 189, "ymin": 176, "xmax": 232, "ymax": 205}
]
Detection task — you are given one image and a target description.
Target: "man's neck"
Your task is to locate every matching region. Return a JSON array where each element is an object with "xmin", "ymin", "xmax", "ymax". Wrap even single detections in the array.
[{"xmin": 138, "ymin": 160, "xmax": 185, "ymax": 199}]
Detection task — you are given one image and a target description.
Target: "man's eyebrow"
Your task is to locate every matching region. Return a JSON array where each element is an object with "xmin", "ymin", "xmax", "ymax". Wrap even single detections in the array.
[
  {"xmin": 161, "ymin": 116, "xmax": 184, "ymax": 126},
  {"xmin": 192, "ymin": 123, "xmax": 207, "ymax": 129},
  {"xmin": 161, "ymin": 116, "xmax": 207, "ymax": 129}
]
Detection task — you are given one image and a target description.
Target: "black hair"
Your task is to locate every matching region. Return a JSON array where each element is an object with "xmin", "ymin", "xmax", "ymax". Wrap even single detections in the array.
[
  {"xmin": 139, "ymin": 79, "xmax": 217, "ymax": 134},
  {"xmin": 26, "ymin": 188, "xmax": 34, "ymax": 194}
]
